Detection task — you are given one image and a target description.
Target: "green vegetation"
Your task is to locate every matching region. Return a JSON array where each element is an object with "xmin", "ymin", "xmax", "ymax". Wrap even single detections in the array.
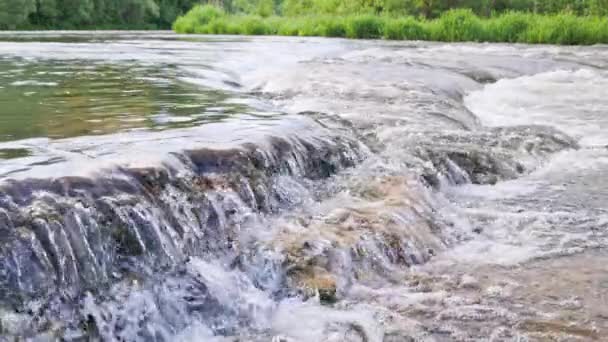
[
  {"xmin": 204, "ymin": 0, "xmax": 608, "ymax": 18},
  {"xmin": 2, "ymin": 0, "xmax": 607, "ymax": 40},
  {"xmin": 0, "ymin": 0, "xmax": 200, "ymax": 29},
  {"xmin": 173, "ymin": 1, "xmax": 608, "ymax": 45}
]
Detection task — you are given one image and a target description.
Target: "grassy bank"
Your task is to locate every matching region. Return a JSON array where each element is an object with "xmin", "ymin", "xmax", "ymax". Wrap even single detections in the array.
[{"xmin": 173, "ymin": 5, "xmax": 608, "ymax": 45}]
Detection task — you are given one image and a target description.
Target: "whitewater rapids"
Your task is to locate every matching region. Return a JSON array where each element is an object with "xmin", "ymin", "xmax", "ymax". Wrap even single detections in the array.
[{"xmin": 0, "ymin": 32, "xmax": 606, "ymax": 341}]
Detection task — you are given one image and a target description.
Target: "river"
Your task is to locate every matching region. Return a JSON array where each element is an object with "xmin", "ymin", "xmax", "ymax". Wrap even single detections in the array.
[{"xmin": 0, "ymin": 31, "xmax": 607, "ymax": 341}]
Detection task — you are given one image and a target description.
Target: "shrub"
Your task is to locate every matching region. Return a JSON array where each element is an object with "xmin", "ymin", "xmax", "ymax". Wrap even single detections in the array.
[
  {"xmin": 319, "ymin": 17, "xmax": 347, "ymax": 37},
  {"xmin": 596, "ymin": 18, "xmax": 608, "ymax": 43},
  {"xmin": 276, "ymin": 19, "xmax": 301, "ymax": 35},
  {"xmin": 522, "ymin": 14, "xmax": 596, "ymax": 45},
  {"xmin": 294, "ymin": 16, "xmax": 348, "ymax": 37},
  {"xmin": 486, "ymin": 11, "xmax": 532, "ymax": 42},
  {"xmin": 240, "ymin": 16, "xmax": 271, "ymax": 35},
  {"xmin": 173, "ymin": 5, "xmax": 225, "ymax": 33},
  {"xmin": 206, "ymin": 18, "xmax": 230, "ymax": 34},
  {"xmin": 346, "ymin": 14, "xmax": 384, "ymax": 39},
  {"xmin": 281, "ymin": 0, "xmax": 314, "ymax": 16},
  {"xmin": 297, "ymin": 17, "xmax": 323, "ymax": 36},
  {"xmin": 174, "ymin": 5, "xmax": 608, "ymax": 45},
  {"xmin": 383, "ymin": 17, "xmax": 427, "ymax": 40},
  {"xmin": 256, "ymin": 0, "xmax": 275, "ymax": 17},
  {"xmin": 433, "ymin": 9, "xmax": 484, "ymax": 42},
  {"xmin": 186, "ymin": 5, "xmax": 224, "ymax": 25},
  {"xmin": 547, "ymin": 14, "xmax": 594, "ymax": 45},
  {"xmin": 173, "ymin": 15, "xmax": 196, "ymax": 33}
]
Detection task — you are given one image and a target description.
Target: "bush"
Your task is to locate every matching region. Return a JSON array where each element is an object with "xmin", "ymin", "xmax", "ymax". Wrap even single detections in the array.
[
  {"xmin": 173, "ymin": 5, "xmax": 608, "ymax": 45},
  {"xmin": 432, "ymin": 9, "xmax": 484, "ymax": 42},
  {"xmin": 173, "ymin": 15, "xmax": 195, "ymax": 33},
  {"xmin": 276, "ymin": 18, "xmax": 301, "ymax": 35},
  {"xmin": 206, "ymin": 18, "xmax": 230, "ymax": 34},
  {"xmin": 292, "ymin": 16, "xmax": 347, "ymax": 37},
  {"xmin": 256, "ymin": 0, "xmax": 275, "ymax": 17},
  {"xmin": 485, "ymin": 11, "xmax": 532, "ymax": 42},
  {"xmin": 596, "ymin": 18, "xmax": 608, "ymax": 43},
  {"xmin": 173, "ymin": 5, "xmax": 225, "ymax": 33},
  {"xmin": 522, "ymin": 14, "xmax": 598, "ymax": 45},
  {"xmin": 186, "ymin": 5, "xmax": 224, "ymax": 25},
  {"xmin": 297, "ymin": 17, "xmax": 323, "ymax": 36},
  {"xmin": 319, "ymin": 17, "xmax": 347, "ymax": 37},
  {"xmin": 346, "ymin": 14, "xmax": 384, "ymax": 39},
  {"xmin": 281, "ymin": 0, "xmax": 313, "ymax": 16},
  {"xmin": 383, "ymin": 17, "xmax": 427, "ymax": 40},
  {"xmin": 546, "ymin": 14, "xmax": 594, "ymax": 45},
  {"xmin": 240, "ymin": 16, "xmax": 271, "ymax": 35}
]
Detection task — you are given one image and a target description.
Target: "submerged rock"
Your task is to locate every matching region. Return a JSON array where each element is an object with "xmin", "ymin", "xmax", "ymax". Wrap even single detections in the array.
[
  {"xmin": 289, "ymin": 266, "xmax": 338, "ymax": 304},
  {"xmin": 0, "ymin": 114, "xmax": 365, "ymax": 330},
  {"xmin": 407, "ymin": 125, "xmax": 578, "ymax": 186},
  {"xmin": 266, "ymin": 173, "xmax": 455, "ymax": 308}
]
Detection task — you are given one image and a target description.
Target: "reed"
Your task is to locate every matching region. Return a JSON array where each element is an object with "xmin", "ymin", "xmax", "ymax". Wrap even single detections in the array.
[{"xmin": 173, "ymin": 5, "xmax": 608, "ymax": 45}]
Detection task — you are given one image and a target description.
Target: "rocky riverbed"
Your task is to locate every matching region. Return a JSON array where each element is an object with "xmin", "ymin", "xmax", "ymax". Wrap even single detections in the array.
[{"xmin": 0, "ymin": 32, "xmax": 606, "ymax": 341}]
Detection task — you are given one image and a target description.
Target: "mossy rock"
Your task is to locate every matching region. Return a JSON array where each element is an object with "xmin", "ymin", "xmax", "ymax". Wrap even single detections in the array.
[{"xmin": 290, "ymin": 267, "xmax": 338, "ymax": 304}]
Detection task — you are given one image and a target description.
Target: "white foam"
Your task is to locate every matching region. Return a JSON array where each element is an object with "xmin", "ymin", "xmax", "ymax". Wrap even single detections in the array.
[
  {"xmin": 464, "ymin": 68, "xmax": 608, "ymax": 146},
  {"xmin": 187, "ymin": 259, "xmax": 275, "ymax": 331},
  {"xmin": 438, "ymin": 239, "xmax": 540, "ymax": 266},
  {"xmin": 271, "ymin": 298, "xmax": 383, "ymax": 342},
  {"xmin": 10, "ymin": 80, "xmax": 58, "ymax": 86}
]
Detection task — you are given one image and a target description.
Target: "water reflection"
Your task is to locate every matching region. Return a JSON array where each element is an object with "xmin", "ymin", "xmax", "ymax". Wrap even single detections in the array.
[
  {"xmin": 0, "ymin": 148, "xmax": 31, "ymax": 159},
  {"xmin": 0, "ymin": 59, "xmax": 256, "ymax": 142}
]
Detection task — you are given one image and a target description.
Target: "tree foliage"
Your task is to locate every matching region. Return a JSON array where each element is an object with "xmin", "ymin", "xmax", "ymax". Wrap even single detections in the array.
[
  {"xmin": 1, "ymin": 0, "xmax": 607, "ymax": 29},
  {"xmin": 0, "ymin": 0, "xmax": 198, "ymax": 29},
  {"xmin": 0, "ymin": 0, "xmax": 36, "ymax": 29}
]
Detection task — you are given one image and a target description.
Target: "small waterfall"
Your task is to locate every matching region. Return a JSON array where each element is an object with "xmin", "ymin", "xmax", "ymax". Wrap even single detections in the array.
[
  {"xmin": 1, "ymin": 34, "xmax": 604, "ymax": 341},
  {"xmin": 0, "ymin": 114, "xmax": 364, "ymax": 306},
  {"xmin": 0, "ymin": 109, "xmax": 466, "ymax": 340}
]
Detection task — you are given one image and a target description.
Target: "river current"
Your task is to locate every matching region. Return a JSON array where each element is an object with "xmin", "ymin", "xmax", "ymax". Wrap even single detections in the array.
[{"xmin": 0, "ymin": 31, "xmax": 607, "ymax": 341}]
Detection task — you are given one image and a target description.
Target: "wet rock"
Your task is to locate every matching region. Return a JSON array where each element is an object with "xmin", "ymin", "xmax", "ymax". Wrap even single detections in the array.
[
  {"xmin": 109, "ymin": 222, "xmax": 145, "ymax": 257},
  {"xmin": 407, "ymin": 125, "xmax": 578, "ymax": 186},
  {"xmin": 339, "ymin": 322, "xmax": 370, "ymax": 342},
  {"xmin": 0, "ymin": 115, "xmax": 364, "ymax": 325},
  {"xmin": 459, "ymin": 275, "xmax": 480, "ymax": 290},
  {"xmin": 382, "ymin": 332, "xmax": 416, "ymax": 342},
  {"xmin": 267, "ymin": 173, "xmax": 452, "ymax": 306},
  {"xmin": 294, "ymin": 268, "xmax": 338, "ymax": 304},
  {"xmin": 460, "ymin": 69, "xmax": 498, "ymax": 84},
  {"xmin": 518, "ymin": 320, "xmax": 600, "ymax": 340}
]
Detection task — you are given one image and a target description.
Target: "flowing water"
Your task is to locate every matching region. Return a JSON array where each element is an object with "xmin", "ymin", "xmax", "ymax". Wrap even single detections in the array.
[{"xmin": 0, "ymin": 31, "xmax": 607, "ymax": 341}]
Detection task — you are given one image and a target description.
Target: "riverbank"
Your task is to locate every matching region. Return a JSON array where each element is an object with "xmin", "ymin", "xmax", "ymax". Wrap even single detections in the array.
[{"xmin": 173, "ymin": 5, "xmax": 608, "ymax": 45}]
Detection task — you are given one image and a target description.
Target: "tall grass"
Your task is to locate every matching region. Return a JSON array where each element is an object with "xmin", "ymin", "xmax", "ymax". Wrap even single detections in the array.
[
  {"xmin": 173, "ymin": 5, "xmax": 225, "ymax": 34},
  {"xmin": 430, "ymin": 9, "xmax": 484, "ymax": 42},
  {"xmin": 382, "ymin": 17, "xmax": 426, "ymax": 40},
  {"xmin": 343, "ymin": 15, "xmax": 382, "ymax": 38},
  {"xmin": 484, "ymin": 11, "xmax": 534, "ymax": 43},
  {"xmin": 173, "ymin": 5, "xmax": 608, "ymax": 45}
]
